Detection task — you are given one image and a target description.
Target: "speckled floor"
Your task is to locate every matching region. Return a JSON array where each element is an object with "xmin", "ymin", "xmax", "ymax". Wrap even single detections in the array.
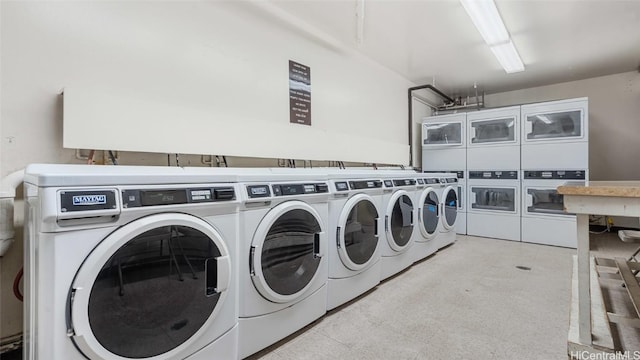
[
  {"xmin": 248, "ymin": 235, "xmax": 576, "ymax": 360},
  {"xmin": 5, "ymin": 233, "xmax": 638, "ymax": 360}
]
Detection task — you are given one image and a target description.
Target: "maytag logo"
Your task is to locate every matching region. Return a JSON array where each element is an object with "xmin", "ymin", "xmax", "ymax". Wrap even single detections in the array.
[{"xmin": 72, "ymin": 194, "xmax": 107, "ymax": 206}]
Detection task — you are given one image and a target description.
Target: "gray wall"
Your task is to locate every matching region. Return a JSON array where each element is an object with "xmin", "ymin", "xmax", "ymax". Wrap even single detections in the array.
[{"xmin": 485, "ymin": 71, "xmax": 640, "ymax": 181}]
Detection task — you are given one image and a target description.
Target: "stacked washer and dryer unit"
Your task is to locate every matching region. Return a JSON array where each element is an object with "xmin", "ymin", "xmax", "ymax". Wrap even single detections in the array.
[
  {"xmin": 520, "ymin": 98, "xmax": 589, "ymax": 248},
  {"xmin": 466, "ymin": 106, "xmax": 522, "ymax": 242},
  {"xmin": 24, "ymin": 164, "xmax": 240, "ymax": 360}
]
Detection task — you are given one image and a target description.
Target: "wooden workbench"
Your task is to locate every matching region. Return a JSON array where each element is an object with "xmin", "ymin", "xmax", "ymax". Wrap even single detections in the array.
[{"xmin": 557, "ymin": 182, "xmax": 640, "ymax": 356}]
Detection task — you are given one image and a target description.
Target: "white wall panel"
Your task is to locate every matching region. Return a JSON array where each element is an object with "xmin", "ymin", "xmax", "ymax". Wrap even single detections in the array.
[{"xmin": 63, "ymin": 87, "xmax": 408, "ymax": 164}]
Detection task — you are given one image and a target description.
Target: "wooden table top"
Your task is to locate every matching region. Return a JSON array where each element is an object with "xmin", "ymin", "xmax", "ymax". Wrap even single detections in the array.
[{"xmin": 557, "ymin": 181, "xmax": 640, "ymax": 198}]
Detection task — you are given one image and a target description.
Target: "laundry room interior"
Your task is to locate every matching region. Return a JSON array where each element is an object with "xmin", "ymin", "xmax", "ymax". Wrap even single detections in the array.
[{"xmin": 1, "ymin": 1, "xmax": 640, "ymax": 359}]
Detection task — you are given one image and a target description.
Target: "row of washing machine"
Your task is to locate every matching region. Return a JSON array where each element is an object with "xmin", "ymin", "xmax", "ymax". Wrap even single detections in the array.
[{"xmin": 22, "ymin": 164, "xmax": 459, "ymax": 360}]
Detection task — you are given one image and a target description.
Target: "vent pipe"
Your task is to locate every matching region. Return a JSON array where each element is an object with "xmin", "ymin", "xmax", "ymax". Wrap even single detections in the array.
[{"xmin": 407, "ymin": 84, "xmax": 455, "ymax": 166}]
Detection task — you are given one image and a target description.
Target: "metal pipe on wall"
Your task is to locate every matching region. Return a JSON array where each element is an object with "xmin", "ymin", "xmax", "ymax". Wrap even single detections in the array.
[{"xmin": 407, "ymin": 84, "xmax": 454, "ymax": 166}]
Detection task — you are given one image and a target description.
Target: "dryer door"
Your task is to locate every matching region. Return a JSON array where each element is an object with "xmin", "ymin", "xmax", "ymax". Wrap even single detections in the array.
[
  {"xmin": 469, "ymin": 117, "xmax": 516, "ymax": 145},
  {"xmin": 524, "ymin": 186, "xmax": 569, "ymax": 216},
  {"xmin": 337, "ymin": 194, "xmax": 379, "ymax": 271},
  {"xmin": 442, "ymin": 186, "xmax": 458, "ymax": 230},
  {"xmin": 469, "ymin": 185, "xmax": 517, "ymax": 214},
  {"xmin": 418, "ymin": 188, "xmax": 440, "ymax": 239},
  {"xmin": 70, "ymin": 213, "xmax": 231, "ymax": 360},
  {"xmin": 385, "ymin": 190, "xmax": 414, "ymax": 252},
  {"xmin": 250, "ymin": 200, "xmax": 323, "ymax": 303}
]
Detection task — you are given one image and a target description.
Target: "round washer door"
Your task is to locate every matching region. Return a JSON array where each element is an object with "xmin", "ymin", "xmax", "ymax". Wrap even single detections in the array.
[
  {"xmin": 442, "ymin": 185, "xmax": 458, "ymax": 230},
  {"xmin": 385, "ymin": 190, "xmax": 415, "ymax": 252},
  {"xmin": 70, "ymin": 213, "xmax": 231, "ymax": 360},
  {"xmin": 418, "ymin": 188, "xmax": 440, "ymax": 239},
  {"xmin": 251, "ymin": 200, "xmax": 324, "ymax": 303},
  {"xmin": 337, "ymin": 194, "xmax": 379, "ymax": 271}
]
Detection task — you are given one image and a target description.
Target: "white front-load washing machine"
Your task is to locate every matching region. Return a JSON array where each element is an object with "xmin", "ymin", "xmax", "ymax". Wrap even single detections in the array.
[
  {"xmin": 425, "ymin": 170, "xmax": 466, "ymax": 235},
  {"xmin": 437, "ymin": 173, "xmax": 459, "ymax": 250},
  {"xmin": 23, "ymin": 164, "xmax": 240, "ymax": 360},
  {"xmin": 236, "ymin": 171, "xmax": 329, "ymax": 359},
  {"xmin": 413, "ymin": 174, "xmax": 441, "ymax": 262},
  {"xmin": 326, "ymin": 172, "xmax": 384, "ymax": 310},
  {"xmin": 378, "ymin": 173, "xmax": 417, "ymax": 280}
]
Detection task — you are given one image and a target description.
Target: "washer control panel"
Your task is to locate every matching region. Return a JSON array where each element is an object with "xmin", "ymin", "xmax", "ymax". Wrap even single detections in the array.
[
  {"xmin": 392, "ymin": 179, "xmax": 416, "ymax": 187},
  {"xmin": 247, "ymin": 182, "xmax": 329, "ymax": 198},
  {"xmin": 348, "ymin": 180, "xmax": 383, "ymax": 190},
  {"xmin": 469, "ymin": 171, "xmax": 518, "ymax": 180},
  {"xmin": 524, "ymin": 170, "xmax": 585, "ymax": 179},
  {"xmin": 123, "ymin": 187, "xmax": 235, "ymax": 207}
]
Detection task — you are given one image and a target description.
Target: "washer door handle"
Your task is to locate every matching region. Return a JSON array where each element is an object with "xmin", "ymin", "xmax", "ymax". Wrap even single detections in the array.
[
  {"xmin": 374, "ymin": 218, "xmax": 379, "ymax": 238},
  {"xmin": 313, "ymin": 233, "xmax": 323, "ymax": 258},
  {"xmin": 385, "ymin": 215, "xmax": 389, "ymax": 232},
  {"xmin": 249, "ymin": 246, "xmax": 256, "ymax": 276},
  {"xmin": 206, "ymin": 255, "xmax": 230, "ymax": 295},
  {"xmin": 336, "ymin": 227, "xmax": 341, "ymax": 248}
]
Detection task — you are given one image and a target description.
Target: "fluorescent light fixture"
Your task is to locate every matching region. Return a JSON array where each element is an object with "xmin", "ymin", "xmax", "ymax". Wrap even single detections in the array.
[
  {"xmin": 460, "ymin": 0, "xmax": 509, "ymax": 45},
  {"xmin": 490, "ymin": 40, "xmax": 525, "ymax": 73},
  {"xmin": 460, "ymin": 0, "xmax": 525, "ymax": 73}
]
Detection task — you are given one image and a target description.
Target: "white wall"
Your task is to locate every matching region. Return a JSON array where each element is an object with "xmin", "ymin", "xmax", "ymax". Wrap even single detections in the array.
[
  {"xmin": 0, "ymin": 1, "xmax": 415, "ymax": 340},
  {"xmin": 485, "ymin": 71, "xmax": 640, "ymax": 181},
  {"xmin": 1, "ymin": 1, "xmax": 413, "ymax": 176}
]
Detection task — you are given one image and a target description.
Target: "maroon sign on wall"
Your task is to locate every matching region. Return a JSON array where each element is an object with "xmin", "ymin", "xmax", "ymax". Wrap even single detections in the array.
[{"xmin": 289, "ymin": 60, "xmax": 311, "ymax": 126}]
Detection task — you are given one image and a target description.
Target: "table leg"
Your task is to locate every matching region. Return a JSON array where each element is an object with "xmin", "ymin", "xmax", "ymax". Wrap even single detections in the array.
[{"xmin": 577, "ymin": 213, "xmax": 592, "ymax": 345}]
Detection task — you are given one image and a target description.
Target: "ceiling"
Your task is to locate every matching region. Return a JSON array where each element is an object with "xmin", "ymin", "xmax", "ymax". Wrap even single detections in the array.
[{"xmin": 270, "ymin": 0, "xmax": 640, "ymax": 97}]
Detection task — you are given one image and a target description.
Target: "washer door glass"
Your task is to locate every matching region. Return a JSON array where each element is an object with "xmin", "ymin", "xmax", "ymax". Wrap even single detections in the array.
[
  {"xmin": 253, "ymin": 202, "xmax": 322, "ymax": 302},
  {"xmin": 421, "ymin": 190, "xmax": 439, "ymax": 236},
  {"xmin": 389, "ymin": 193, "xmax": 414, "ymax": 248},
  {"xmin": 338, "ymin": 195, "xmax": 379, "ymax": 270},
  {"xmin": 443, "ymin": 187, "xmax": 458, "ymax": 228},
  {"xmin": 71, "ymin": 214, "xmax": 231, "ymax": 360}
]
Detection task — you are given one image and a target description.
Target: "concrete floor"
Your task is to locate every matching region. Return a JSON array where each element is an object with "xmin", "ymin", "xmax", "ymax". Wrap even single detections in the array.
[
  {"xmin": 4, "ymin": 233, "xmax": 638, "ymax": 360},
  {"xmin": 249, "ymin": 235, "xmax": 576, "ymax": 360}
]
